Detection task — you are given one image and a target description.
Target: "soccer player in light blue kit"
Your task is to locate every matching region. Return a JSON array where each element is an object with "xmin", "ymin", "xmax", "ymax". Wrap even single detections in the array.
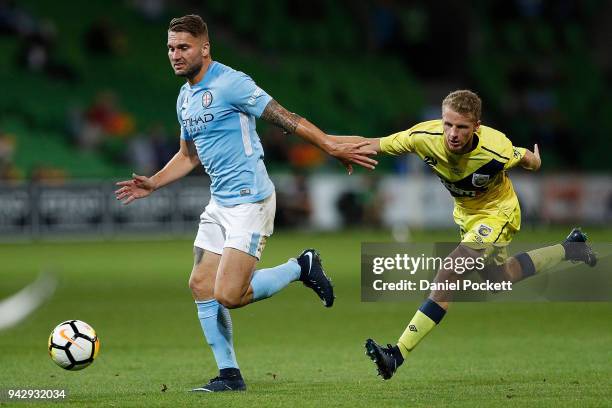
[{"xmin": 115, "ymin": 15, "xmax": 377, "ymax": 392}]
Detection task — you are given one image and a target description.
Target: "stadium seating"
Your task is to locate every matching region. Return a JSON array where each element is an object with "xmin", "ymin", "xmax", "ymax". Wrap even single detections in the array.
[{"xmin": 0, "ymin": 0, "xmax": 608, "ymax": 179}]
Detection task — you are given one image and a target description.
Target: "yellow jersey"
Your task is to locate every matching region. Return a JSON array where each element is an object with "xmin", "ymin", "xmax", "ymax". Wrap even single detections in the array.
[{"xmin": 380, "ymin": 120, "xmax": 527, "ymax": 215}]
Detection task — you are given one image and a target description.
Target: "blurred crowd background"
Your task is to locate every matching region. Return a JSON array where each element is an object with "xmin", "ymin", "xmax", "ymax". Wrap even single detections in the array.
[{"xmin": 0, "ymin": 0, "xmax": 610, "ymax": 235}]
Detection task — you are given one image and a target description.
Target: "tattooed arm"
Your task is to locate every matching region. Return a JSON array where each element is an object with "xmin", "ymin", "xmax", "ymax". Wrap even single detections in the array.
[
  {"xmin": 260, "ymin": 99, "xmax": 378, "ymax": 172},
  {"xmin": 260, "ymin": 100, "xmax": 303, "ymax": 135}
]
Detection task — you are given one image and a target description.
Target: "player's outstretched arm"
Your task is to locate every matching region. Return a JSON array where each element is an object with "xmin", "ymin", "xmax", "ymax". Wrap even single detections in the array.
[
  {"xmin": 114, "ymin": 139, "xmax": 200, "ymax": 205},
  {"xmin": 519, "ymin": 144, "xmax": 541, "ymax": 171},
  {"xmin": 327, "ymin": 135, "xmax": 382, "ymax": 152},
  {"xmin": 260, "ymin": 99, "xmax": 378, "ymax": 174}
]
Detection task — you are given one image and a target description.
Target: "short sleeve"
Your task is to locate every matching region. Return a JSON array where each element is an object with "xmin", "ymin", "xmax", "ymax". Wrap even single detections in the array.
[
  {"xmin": 504, "ymin": 146, "xmax": 527, "ymax": 170},
  {"xmin": 176, "ymin": 90, "xmax": 192, "ymax": 141},
  {"xmin": 225, "ymin": 72, "xmax": 272, "ymax": 118},
  {"xmin": 180, "ymin": 126, "xmax": 191, "ymax": 141},
  {"xmin": 379, "ymin": 130, "xmax": 415, "ymax": 156}
]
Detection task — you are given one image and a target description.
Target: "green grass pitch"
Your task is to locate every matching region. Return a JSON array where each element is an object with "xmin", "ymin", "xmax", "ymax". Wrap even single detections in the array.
[{"xmin": 0, "ymin": 228, "xmax": 611, "ymax": 407}]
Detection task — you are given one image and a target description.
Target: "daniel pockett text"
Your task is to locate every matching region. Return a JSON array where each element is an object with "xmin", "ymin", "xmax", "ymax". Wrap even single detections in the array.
[
  {"xmin": 360, "ymin": 243, "xmax": 520, "ymax": 302},
  {"xmin": 361, "ymin": 242, "xmax": 612, "ymax": 302},
  {"xmin": 370, "ymin": 253, "xmax": 512, "ymax": 292}
]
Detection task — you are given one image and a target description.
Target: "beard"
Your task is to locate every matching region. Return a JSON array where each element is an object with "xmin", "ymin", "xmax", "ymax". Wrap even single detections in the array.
[{"xmin": 175, "ymin": 60, "xmax": 203, "ymax": 80}]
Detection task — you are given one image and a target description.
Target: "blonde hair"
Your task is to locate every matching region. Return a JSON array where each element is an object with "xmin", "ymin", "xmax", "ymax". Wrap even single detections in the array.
[{"xmin": 442, "ymin": 90, "xmax": 482, "ymax": 122}]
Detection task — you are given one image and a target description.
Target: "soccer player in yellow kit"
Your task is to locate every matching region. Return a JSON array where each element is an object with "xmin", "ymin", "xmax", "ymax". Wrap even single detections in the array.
[{"xmin": 331, "ymin": 90, "xmax": 597, "ymax": 380}]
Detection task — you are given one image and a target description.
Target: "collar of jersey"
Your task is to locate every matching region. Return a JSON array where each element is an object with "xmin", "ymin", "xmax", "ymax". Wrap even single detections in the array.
[{"xmin": 186, "ymin": 61, "xmax": 217, "ymax": 90}]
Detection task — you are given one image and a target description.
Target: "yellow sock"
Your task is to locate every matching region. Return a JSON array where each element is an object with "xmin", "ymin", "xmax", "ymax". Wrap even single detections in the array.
[
  {"xmin": 397, "ymin": 299, "xmax": 446, "ymax": 358},
  {"xmin": 527, "ymin": 244, "xmax": 565, "ymax": 272},
  {"xmin": 515, "ymin": 244, "xmax": 565, "ymax": 277}
]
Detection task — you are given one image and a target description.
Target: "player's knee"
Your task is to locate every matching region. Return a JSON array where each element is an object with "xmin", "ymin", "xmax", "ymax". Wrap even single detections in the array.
[
  {"xmin": 214, "ymin": 292, "xmax": 242, "ymax": 309},
  {"xmin": 188, "ymin": 274, "xmax": 201, "ymax": 291},
  {"xmin": 189, "ymin": 274, "xmax": 211, "ymax": 298},
  {"xmin": 214, "ymin": 287, "xmax": 246, "ymax": 309}
]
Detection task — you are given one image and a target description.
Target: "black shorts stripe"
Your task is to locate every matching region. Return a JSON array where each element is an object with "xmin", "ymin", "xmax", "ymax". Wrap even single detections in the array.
[
  {"xmin": 493, "ymin": 221, "xmax": 509, "ymax": 243},
  {"xmin": 481, "ymin": 146, "xmax": 510, "ymax": 160}
]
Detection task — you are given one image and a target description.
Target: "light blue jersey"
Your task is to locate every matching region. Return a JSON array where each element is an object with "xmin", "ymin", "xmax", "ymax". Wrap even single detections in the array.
[{"xmin": 177, "ymin": 61, "xmax": 275, "ymax": 206}]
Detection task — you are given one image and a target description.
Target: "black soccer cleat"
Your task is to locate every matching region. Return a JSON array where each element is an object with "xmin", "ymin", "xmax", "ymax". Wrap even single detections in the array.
[
  {"xmin": 191, "ymin": 375, "xmax": 247, "ymax": 392},
  {"xmin": 296, "ymin": 249, "xmax": 335, "ymax": 307},
  {"xmin": 365, "ymin": 338, "xmax": 403, "ymax": 380},
  {"xmin": 562, "ymin": 227, "xmax": 597, "ymax": 267}
]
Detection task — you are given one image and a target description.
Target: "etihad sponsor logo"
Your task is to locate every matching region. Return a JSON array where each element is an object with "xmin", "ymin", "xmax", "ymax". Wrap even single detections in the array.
[{"xmin": 182, "ymin": 114, "xmax": 214, "ymax": 127}]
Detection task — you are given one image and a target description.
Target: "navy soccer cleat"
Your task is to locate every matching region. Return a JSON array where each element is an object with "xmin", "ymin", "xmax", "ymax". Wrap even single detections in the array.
[
  {"xmin": 365, "ymin": 338, "xmax": 404, "ymax": 380},
  {"xmin": 191, "ymin": 375, "xmax": 246, "ymax": 392},
  {"xmin": 296, "ymin": 249, "xmax": 335, "ymax": 307},
  {"xmin": 562, "ymin": 228, "xmax": 597, "ymax": 267}
]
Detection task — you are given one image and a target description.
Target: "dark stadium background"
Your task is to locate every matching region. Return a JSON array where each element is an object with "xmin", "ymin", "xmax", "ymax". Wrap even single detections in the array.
[{"xmin": 0, "ymin": 1, "xmax": 610, "ymax": 407}]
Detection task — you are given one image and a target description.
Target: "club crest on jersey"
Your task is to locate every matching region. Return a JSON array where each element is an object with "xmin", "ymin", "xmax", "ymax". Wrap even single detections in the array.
[
  {"xmin": 477, "ymin": 224, "xmax": 493, "ymax": 237},
  {"xmin": 202, "ymin": 91, "xmax": 213, "ymax": 108},
  {"xmin": 472, "ymin": 173, "xmax": 490, "ymax": 187}
]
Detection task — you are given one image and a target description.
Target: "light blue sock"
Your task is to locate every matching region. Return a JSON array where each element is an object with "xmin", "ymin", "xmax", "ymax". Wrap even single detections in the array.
[
  {"xmin": 196, "ymin": 299, "xmax": 238, "ymax": 370},
  {"xmin": 251, "ymin": 259, "xmax": 301, "ymax": 302}
]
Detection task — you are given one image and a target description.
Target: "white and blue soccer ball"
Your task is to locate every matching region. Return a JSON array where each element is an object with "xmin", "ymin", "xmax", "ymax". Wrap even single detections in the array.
[{"xmin": 48, "ymin": 320, "xmax": 100, "ymax": 370}]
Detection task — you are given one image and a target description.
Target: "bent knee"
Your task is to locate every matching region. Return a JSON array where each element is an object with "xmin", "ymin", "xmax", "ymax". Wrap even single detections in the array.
[
  {"xmin": 215, "ymin": 291, "xmax": 244, "ymax": 309},
  {"xmin": 189, "ymin": 275, "xmax": 214, "ymax": 299},
  {"xmin": 188, "ymin": 274, "xmax": 203, "ymax": 291}
]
